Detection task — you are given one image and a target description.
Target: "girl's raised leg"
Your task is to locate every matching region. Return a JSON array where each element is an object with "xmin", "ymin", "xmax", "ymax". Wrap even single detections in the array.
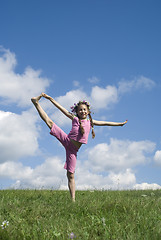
[
  {"xmin": 67, "ymin": 171, "xmax": 76, "ymax": 202},
  {"xmin": 31, "ymin": 94, "xmax": 53, "ymax": 129}
]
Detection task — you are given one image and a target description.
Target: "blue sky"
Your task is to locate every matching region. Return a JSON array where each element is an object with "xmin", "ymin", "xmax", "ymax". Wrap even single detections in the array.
[{"xmin": 0, "ymin": 0, "xmax": 161, "ymax": 190}]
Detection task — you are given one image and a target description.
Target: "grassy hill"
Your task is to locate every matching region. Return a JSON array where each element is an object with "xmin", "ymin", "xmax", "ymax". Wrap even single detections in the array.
[{"xmin": 0, "ymin": 189, "xmax": 161, "ymax": 239}]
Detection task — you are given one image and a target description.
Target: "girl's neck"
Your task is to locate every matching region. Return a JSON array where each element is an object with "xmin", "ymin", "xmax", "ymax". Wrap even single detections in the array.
[{"xmin": 77, "ymin": 115, "xmax": 88, "ymax": 120}]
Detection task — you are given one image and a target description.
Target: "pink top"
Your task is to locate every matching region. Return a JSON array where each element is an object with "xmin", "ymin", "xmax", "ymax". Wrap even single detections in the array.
[{"xmin": 68, "ymin": 116, "xmax": 91, "ymax": 144}]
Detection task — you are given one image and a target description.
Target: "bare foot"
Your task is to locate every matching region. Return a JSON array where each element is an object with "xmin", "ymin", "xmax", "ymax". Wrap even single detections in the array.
[{"xmin": 31, "ymin": 94, "xmax": 43, "ymax": 104}]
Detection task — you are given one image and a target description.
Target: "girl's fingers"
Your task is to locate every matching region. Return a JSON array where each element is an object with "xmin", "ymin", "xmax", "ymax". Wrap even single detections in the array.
[{"xmin": 41, "ymin": 93, "xmax": 48, "ymax": 98}]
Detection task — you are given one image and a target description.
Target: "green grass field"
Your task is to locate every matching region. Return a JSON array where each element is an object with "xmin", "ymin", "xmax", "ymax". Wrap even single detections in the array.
[{"xmin": 0, "ymin": 189, "xmax": 161, "ymax": 239}]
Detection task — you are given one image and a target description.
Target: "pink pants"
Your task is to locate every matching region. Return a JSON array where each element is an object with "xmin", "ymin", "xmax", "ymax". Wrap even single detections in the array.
[{"xmin": 50, "ymin": 123, "xmax": 79, "ymax": 173}]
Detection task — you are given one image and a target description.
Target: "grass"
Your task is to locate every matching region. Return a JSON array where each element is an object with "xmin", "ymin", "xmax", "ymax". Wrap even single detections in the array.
[{"xmin": 0, "ymin": 189, "xmax": 161, "ymax": 239}]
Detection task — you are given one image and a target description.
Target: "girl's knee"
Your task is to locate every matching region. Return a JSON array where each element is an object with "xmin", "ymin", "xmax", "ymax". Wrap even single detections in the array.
[{"xmin": 67, "ymin": 171, "xmax": 74, "ymax": 180}]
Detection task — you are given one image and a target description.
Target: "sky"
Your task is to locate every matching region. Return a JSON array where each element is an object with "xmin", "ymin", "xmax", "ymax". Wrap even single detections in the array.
[{"xmin": 0, "ymin": 0, "xmax": 161, "ymax": 190}]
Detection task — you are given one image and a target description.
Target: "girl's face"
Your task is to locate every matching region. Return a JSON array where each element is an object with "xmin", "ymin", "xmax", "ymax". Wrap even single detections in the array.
[{"xmin": 77, "ymin": 104, "xmax": 89, "ymax": 119}]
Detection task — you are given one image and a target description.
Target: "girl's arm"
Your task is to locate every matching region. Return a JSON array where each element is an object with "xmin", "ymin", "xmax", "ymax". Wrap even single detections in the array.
[
  {"xmin": 42, "ymin": 93, "xmax": 73, "ymax": 120},
  {"xmin": 93, "ymin": 119, "xmax": 128, "ymax": 126}
]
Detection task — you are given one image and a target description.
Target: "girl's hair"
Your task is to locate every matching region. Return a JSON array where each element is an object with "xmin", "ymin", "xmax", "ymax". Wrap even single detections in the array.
[{"xmin": 71, "ymin": 101, "xmax": 95, "ymax": 139}]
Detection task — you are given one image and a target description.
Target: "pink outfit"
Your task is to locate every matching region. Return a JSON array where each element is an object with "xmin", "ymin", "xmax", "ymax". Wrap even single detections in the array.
[
  {"xmin": 68, "ymin": 117, "xmax": 91, "ymax": 144},
  {"xmin": 50, "ymin": 116, "xmax": 91, "ymax": 173}
]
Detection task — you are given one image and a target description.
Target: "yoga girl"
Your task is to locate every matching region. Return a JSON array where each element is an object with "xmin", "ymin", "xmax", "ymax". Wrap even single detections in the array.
[{"xmin": 31, "ymin": 93, "xmax": 127, "ymax": 201}]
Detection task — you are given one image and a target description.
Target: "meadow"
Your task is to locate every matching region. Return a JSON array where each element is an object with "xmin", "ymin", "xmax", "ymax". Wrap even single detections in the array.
[{"xmin": 0, "ymin": 189, "xmax": 161, "ymax": 239}]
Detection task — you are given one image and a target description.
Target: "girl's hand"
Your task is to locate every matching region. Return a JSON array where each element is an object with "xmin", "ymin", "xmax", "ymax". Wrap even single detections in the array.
[
  {"xmin": 121, "ymin": 120, "xmax": 128, "ymax": 126},
  {"xmin": 41, "ymin": 93, "xmax": 51, "ymax": 99}
]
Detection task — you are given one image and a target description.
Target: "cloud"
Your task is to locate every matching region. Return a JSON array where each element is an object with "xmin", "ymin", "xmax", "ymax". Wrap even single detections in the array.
[
  {"xmin": 108, "ymin": 169, "xmax": 136, "ymax": 189},
  {"xmin": 134, "ymin": 183, "xmax": 161, "ymax": 190},
  {"xmin": 0, "ymin": 161, "xmax": 33, "ymax": 180},
  {"xmin": 0, "ymin": 110, "xmax": 39, "ymax": 163},
  {"xmin": 0, "ymin": 156, "xmax": 65, "ymax": 189},
  {"xmin": 0, "ymin": 157, "xmax": 66, "ymax": 189},
  {"xmin": 87, "ymin": 76, "xmax": 100, "ymax": 84},
  {"xmin": 56, "ymin": 89, "xmax": 89, "ymax": 109},
  {"xmin": 84, "ymin": 139, "xmax": 156, "ymax": 173},
  {"xmin": 1, "ymin": 147, "xmax": 160, "ymax": 190},
  {"xmin": 0, "ymin": 47, "xmax": 50, "ymax": 107},
  {"xmin": 88, "ymin": 75, "xmax": 155, "ymax": 110},
  {"xmin": 90, "ymin": 85, "xmax": 118, "ymax": 109},
  {"xmin": 154, "ymin": 150, "xmax": 161, "ymax": 166},
  {"xmin": 118, "ymin": 76, "xmax": 156, "ymax": 94},
  {"xmin": 0, "ymin": 157, "xmax": 136, "ymax": 190},
  {"xmin": 75, "ymin": 164, "xmax": 136, "ymax": 190}
]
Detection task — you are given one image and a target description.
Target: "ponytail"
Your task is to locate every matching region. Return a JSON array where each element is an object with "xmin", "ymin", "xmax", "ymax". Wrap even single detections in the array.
[
  {"xmin": 79, "ymin": 118, "xmax": 85, "ymax": 135},
  {"xmin": 88, "ymin": 112, "xmax": 95, "ymax": 139}
]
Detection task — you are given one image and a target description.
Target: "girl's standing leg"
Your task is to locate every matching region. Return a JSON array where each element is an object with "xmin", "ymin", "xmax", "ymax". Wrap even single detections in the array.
[
  {"xmin": 67, "ymin": 171, "xmax": 76, "ymax": 202},
  {"xmin": 32, "ymin": 94, "xmax": 76, "ymax": 201},
  {"xmin": 31, "ymin": 94, "xmax": 53, "ymax": 129}
]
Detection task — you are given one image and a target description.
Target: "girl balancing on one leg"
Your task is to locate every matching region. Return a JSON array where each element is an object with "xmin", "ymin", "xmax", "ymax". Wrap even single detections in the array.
[{"xmin": 31, "ymin": 93, "xmax": 127, "ymax": 202}]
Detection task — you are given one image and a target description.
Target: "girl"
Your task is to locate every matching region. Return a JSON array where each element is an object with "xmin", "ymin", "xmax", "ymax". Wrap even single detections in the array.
[{"xmin": 31, "ymin": 93, "xmax": 127, "ymax": 201}]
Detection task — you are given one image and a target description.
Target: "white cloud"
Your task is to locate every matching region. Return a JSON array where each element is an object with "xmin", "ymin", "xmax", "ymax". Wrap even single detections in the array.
[
  {"xmin": 118, "ymin": 76, "xmax": 155, "ymax": 94},
  {"xmin": 87, "ymin": 76, "xmax": 100, "ymax": 84},
  {"xmin": 0, "ymin": 46, "xmax": 17, "ymax": 72},
  {"xmin": 0, "ymin": 47, "xmax": 50, "ymax": 107},
  {"xmin": 134, "ymin": 183, "xmax": 161, "ymax": 190},
  {"xmin": 0, "ymin": 110, "xmax": 11, "ymax": 120},
  {"xmin": 90, "ymin": 85, "xmax": 118, "ymax": 109},
  {"xmin": 89, "ymin": 75, "xmax": 155, "ymax": 109},
  {"xmin": 0, "ymin": 161, "xmax": 33, "ymax": 180},
  {"xmin": 1, "ymin": 153, "xmax": 160, "ymax": 191},
  {"xmin": 56, "ymin": 89, "xmax": 89, "ymax": 109},
  {"xmin": 108, "ymin": 169, "xmax": 136, "ymax": 189},
  {"xmin": 0, "ymin": 157, "xmax": 136, "ymax": 190},
  {"xmin": 28, "ymin": 157, "xmax": 65, "ymax": 189},
  {"xmin": 0, "ymin": 157, "xmax": 66, "ymax": 189},
  {"xmin": 85, "ymin": 139, "xmax": 156, "ymax": 173},
  {"xmin": 75, "ymin": 164, "xmax": 136, "ymax": 190},
  {"xmin": 0, "ymin": 110, "xmax": 39, "ymax": 163},
  {"xmin": 154, "ymin": 150, "xmax": 161, "ymax": 166}
]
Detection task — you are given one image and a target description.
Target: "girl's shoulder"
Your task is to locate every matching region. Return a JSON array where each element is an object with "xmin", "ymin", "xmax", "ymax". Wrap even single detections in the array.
[
  {"xmin": 72, "ymin": 115, "xmax": 79, "ymax": 123},
  {"xmin": 72, "ymin": 115, "xmax": 77, "ymax": 120}
]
